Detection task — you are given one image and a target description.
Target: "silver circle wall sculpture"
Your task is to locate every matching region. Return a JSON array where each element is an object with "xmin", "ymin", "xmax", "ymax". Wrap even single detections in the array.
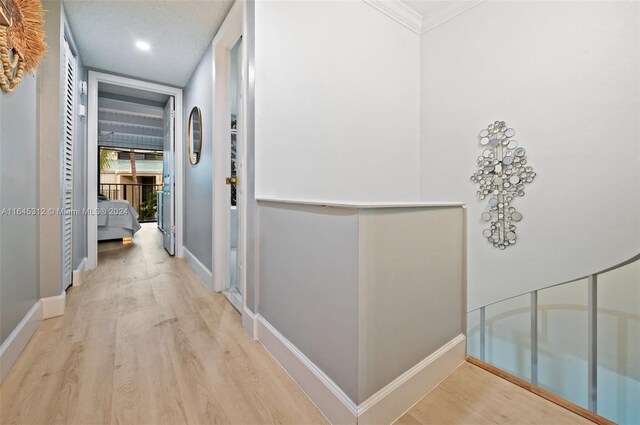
[{"xmin": 470, "ymin": 121, "xmax": 536, "ymax": 250}]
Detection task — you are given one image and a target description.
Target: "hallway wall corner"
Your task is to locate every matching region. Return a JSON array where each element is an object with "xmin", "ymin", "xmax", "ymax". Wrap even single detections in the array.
[{"xmin": 41, "ymin": 292, "xmax": 66, "ymax": 320}]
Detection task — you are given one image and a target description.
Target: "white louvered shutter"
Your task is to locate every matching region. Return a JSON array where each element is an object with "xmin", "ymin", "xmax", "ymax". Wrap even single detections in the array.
[{"xmin": 62, "ymin": 40, "xmax": 76, "ymax": 289}]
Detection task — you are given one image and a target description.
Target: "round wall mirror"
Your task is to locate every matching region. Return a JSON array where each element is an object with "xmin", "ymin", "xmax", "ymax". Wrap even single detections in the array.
[{"xmin": 188, "ymin": 106, "xmax": 203, "ymax": 165}]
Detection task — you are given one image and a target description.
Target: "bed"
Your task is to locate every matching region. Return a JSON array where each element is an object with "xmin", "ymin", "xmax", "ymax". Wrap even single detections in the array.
[{"xmin": 97, "ymin": 198, "xmax": 142, "ymax": 241}]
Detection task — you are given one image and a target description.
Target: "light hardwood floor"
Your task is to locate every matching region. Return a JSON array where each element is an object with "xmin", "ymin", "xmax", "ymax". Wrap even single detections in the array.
[
  {"xmin": 1, "ymin": 224, "xmax": 593, "ymax": 425},
  {"xmin": 1, "ymin": 224, "xmax": 327, "ymax": 425},
  {"xmin": 396, "ymin": 362, "xmax": 593, "ymax": 425}
]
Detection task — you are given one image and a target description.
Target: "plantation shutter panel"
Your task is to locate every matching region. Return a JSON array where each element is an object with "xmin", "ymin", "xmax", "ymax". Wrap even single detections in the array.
[{"xmin": 62, "ymin": 40, "xmax": 76, "ymax": 290}]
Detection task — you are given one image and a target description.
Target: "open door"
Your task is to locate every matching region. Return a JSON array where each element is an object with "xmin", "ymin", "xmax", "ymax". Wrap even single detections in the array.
[
  {"xmin": 162, "ymin": 96, "xmax": 175, "ymax": 255},
  {"xmin": 232, "ymin": 38, "xmax": 244, "ymax": 299}
]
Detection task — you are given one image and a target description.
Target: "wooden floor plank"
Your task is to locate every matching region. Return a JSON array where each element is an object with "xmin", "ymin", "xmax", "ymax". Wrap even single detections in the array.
[{"xmin": 395, "ymin": 362, "xmax": 595, "ymax": 425}]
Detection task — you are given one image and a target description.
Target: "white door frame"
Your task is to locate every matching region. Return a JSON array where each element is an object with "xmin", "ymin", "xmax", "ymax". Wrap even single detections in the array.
[
  {"xmin": 87, "ymin": 71, "xmax": 184, "ymax": 269},
  {"xmin": 212, "ymin": 2, "xmax": 246, "ymax": 303}
]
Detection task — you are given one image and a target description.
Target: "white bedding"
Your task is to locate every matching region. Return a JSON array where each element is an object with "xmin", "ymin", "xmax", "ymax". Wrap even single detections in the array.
[{"xmin": 97, "ymin": 199, "xmax": 142, "ymax": 237}]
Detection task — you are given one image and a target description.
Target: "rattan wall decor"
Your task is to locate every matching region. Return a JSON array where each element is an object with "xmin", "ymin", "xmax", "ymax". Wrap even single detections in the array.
[{"xmin": 0, "ymin": 0, "xmax": 46, "ymax": 93}]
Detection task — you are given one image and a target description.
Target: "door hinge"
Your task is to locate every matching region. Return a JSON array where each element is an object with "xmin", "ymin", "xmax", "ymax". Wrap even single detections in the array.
[{"xmin": 170, "ymin": 109, "xmax": 175, "ymax": 118}]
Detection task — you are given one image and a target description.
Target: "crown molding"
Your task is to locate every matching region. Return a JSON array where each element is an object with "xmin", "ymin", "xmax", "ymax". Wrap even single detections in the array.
[
  {"xmin": 362, "ymin": 0, "xmax": 423, "ymax": 34},
  {"xmin": 421, "ymin": 1, "xmax": 485, "ymax": 34},
  {"xmin": 362, "ymin": 0, "xmax": 486, "ymax": 36}
]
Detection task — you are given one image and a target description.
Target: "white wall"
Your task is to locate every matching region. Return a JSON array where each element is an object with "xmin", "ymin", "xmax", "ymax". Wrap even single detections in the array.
[
  {"xmin": 419, "ymin": 1, "xmax": 640, "ymax": 310},
  {"xmin": 255, "ymin": 0, "xmax": 420, "ymax": 202}
]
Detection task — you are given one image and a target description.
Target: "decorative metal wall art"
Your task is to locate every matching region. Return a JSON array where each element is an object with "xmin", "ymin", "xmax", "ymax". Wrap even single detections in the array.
[
  {"xmin": 0, "ymin": 0, "xmax": 47, "ymax": 93},
  {"xmin": 470, "ymin": 121, "xmax": 535, "ymax": 249}
]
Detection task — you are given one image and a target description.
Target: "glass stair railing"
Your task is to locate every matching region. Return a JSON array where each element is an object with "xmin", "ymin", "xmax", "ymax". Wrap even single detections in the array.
[{"xmin": 467, "ymin": 254, "xmax": 639, "ymax": 425}]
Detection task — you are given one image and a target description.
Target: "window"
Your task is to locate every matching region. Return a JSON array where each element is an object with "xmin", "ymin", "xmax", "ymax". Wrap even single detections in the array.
[{"xmin": 116, "ymin": 151, "xmax": 163, "ymax": 161}]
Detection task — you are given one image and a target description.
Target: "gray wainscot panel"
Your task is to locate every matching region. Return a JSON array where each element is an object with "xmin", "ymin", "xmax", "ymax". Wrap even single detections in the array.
[
  {"xmin": 257, "ymin": 199, "xmax": 465, "ymax": 406},
  {"xmin": 357, "ymin": 206, "xmax": 464, "ymax": 402},
  {"xmin": 258, "ymin": 202, "xmax": 360, "ymax": 402}
]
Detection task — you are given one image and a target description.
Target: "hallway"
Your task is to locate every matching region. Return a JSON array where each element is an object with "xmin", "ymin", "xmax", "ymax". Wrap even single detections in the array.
[
  {"xmin": 0, "ymin": 224, "xmax": 326, "ymax": 424},
  {"xmin": 1, "ymin": 225, "xmax": 598, "ymax": 425}
]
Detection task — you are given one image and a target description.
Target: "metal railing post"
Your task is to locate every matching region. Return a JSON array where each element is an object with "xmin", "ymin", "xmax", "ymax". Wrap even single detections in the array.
[
  {"xmin": 531, "ymin": 291, "xmax": 538, "ymax": 386},
  {"xmin": 588, "ymin": 274, "xmax": 597, "ymax": 413},
  {"xmin": 480, "ymin": 306, "xmax": 486, "ymax": 361}
]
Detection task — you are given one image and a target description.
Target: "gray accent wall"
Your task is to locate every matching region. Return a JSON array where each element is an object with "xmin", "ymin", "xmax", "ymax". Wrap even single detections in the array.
[
  {"xmin": 0, "ymin": 0, "xmax": 86, "ymax": 344},
  {"xmin": 183, "ymin": 43, "xmax": 213, "ymax": 271},
  {"xmin": 258, "ymin": 201, "xmax": 465, "ymax": 405},
  {"xmin": 258, "ymin": 203, "xmax": 360, "ymax": 401},
  {"xmin": 357, "ymin": 207, "xmax": 464, "ymax": 401},
  {"xmin": 0, "ymin": 75, "xmax": 40, "ymax": 343}
]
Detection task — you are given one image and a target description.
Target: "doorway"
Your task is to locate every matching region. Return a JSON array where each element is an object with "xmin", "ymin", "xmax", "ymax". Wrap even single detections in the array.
[
  {"xmin": 87, "ymin": 71, "xmax": 184, "ymax": 269},
  {"xmin": 211, "ymin": 1, "xmax": 246, "ymax": 316},
  {"xmin": 224, "ymin": 37, "xmax": 243, "ymax": 310},
  {"xmin": 96, "ymin": 86, "xmax": 173, "ymax": 254}
]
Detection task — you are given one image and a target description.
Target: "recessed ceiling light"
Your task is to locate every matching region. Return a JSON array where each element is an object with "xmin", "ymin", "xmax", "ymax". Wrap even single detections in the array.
[{"xmin": 136, "ymin": 41, "xmax": 150, "ymax": 51}]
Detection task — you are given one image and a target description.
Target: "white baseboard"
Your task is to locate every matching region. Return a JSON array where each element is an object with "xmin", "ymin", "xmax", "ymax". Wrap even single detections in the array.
[
  {"xmin": 257, "ymin": 315, "xmax": 358, "ymax": 425},
  {"xmin": 257, "ymin": 315, "xmax": 466, "ymax": 425},
  {"xmin": 183, "ymin": 246, "xmax": 213, "ymax": 290},
  {"xmin": 242, "ymin": 307, "xmax": 258, "ymax": 339},
  {"xmin": 76, "ymin": 257, "xmax": 88, "ymax": 272},
  {"xmin": 72, "ymin": 270, "xmax": 82, "ymax": 287},
  {"xmin": 0, "ymin": 302, "xmax": 42, "ymax": 382},
  {"xmin": 357, "ymin": 334, "xmax": 466, "ymax": 425},
  {"xmin": 41, "ymin": 292, "xmax": 66, "ymax": 319},
  {"xmin": 73, "ymin": 257, "xmax": 88, "ymax": 287}
]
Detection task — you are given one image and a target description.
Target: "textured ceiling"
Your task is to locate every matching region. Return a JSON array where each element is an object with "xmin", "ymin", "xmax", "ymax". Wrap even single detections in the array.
[{"xmin": 63, "ymin": 0, "xmax": 234, "ymax": 87}]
